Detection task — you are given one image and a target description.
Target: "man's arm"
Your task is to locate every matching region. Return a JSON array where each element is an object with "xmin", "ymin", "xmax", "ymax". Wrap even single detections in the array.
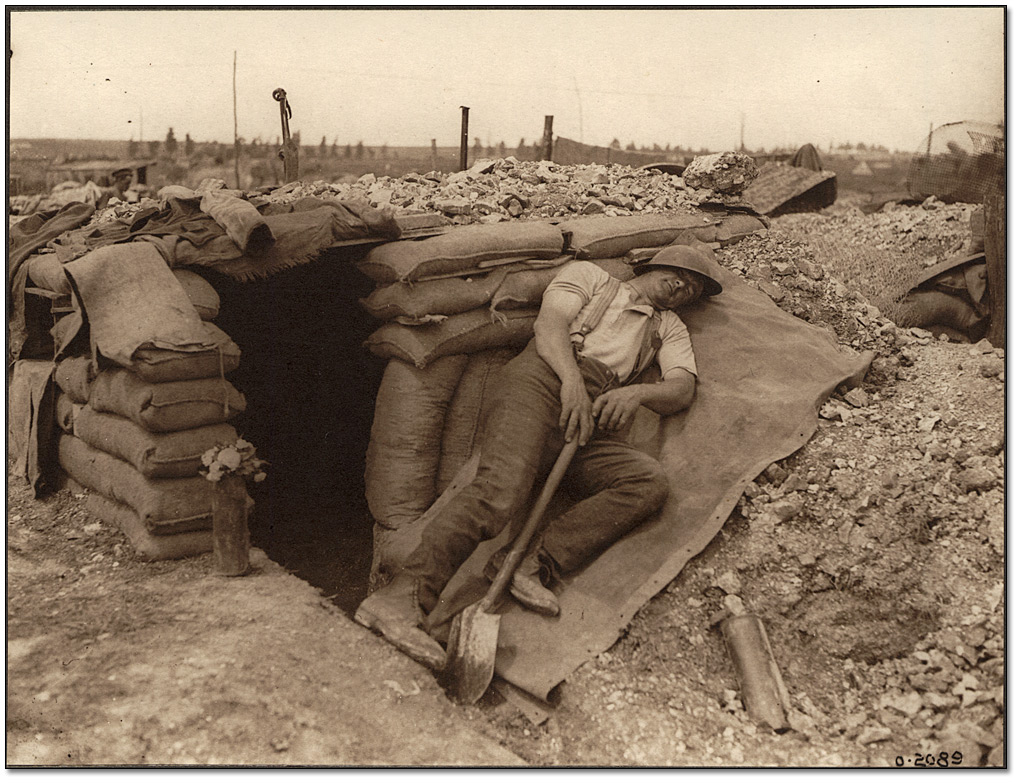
[
  {"xmin": 533, "ymin": 290, "xmax": 594, "ymax": 445},
  {"xmin": 591, "ymin": 368, "xmax": 695, "ymax": 433}
]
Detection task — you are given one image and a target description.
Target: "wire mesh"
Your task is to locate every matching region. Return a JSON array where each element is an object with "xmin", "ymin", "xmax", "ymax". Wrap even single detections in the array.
[{"xmin": 906, "ymin": 121, "xmax": 1004, "ymax": 204}]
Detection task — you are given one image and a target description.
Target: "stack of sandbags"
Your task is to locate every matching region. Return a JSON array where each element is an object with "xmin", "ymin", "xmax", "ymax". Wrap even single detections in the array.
[
  {"xmin": 52, "ymin": 269, "xmax": 247, "ymax": 561},
  {"xmin": 358, "ymin": 214, "xmax": 768, "ymax": 578}
]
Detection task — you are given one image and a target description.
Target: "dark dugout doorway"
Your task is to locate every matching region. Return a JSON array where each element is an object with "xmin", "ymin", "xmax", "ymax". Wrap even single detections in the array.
[{"xmin": 201, "ymin": 247, "xmax": 386, "ymax": 613}]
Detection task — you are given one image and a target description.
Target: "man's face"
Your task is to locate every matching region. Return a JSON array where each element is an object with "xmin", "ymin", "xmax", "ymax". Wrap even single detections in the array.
[{"xmin": 644, "ymin": 268, "xmax": 705, "ymax": 309}]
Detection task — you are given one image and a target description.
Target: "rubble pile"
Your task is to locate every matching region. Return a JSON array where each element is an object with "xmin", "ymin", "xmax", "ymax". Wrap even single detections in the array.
[
  {"xmin": 776, "ymin": 197, "xmax": 976, "ymax": 272},
  {"xmin": 261, "ymin": 156, "xmax": 753, "ymax": 225}
]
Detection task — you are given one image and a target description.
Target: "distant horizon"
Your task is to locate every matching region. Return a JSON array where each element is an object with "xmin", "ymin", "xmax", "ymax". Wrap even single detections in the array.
[
  {"xmin": 10, "ymin": 135, "xmax": 932, "ymax": 156},
  {"xmin": 9, "ymin": 8, "xmax": 1004, "ymax": 155}
]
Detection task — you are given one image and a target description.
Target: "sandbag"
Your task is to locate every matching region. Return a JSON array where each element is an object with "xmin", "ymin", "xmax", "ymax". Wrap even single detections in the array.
[
  {"xmin": 58, "ymin": 434, "xmax": 215, "ymax": 535},
  {"xmin": 436, "ymin": 348, "xmax": 518, "ymax": 495},
  {"xmin": 896, "ymin": 290, "xmax": 983, "ymax": 334},
  {"xmin": 715, "ymin": 213, "xmax": 769, "ymax": 245},
  {"xmin": 63, "ymin": 242, "xmax": 213, "ymax": 368},
  {"xmin": 64, "ymin": 477, "xmax": 213, "ymax": 561},
  {"xmin": 365, "ymin": 307, "xmax": 538, "ymax": 368},
  {"xmin": 558, "ymin": 214, "xmax": 720, "ymax": 259},
  {"xmin": 357, "ymin": 221, "xmax": 564, "ymax": 283},
  {"xmin": 88, "ymin": 369, "xmax": 246, "ymax": 433},
  {"xmin": 360, "ymin": 268, "xmax": 511, "ymax": 322},
  {"xmin": 125, "ymin": 321, "xmax": 241, "ymax": 383},
  {"xmin": 26, "ymin": 253, "xmax": 71, "ymax": 295},
  {"xmin": 365, "ymin": 355, "xmax": 468, "ymax": 530},
  {"xmin": 491, "ymin": 257, "xmax": 634, "ymax": 311},
  {"xmin": 172, "ymin": 268, "xmax": 221, "ymax": 320},
  {"xmin": 54, "ymin": 356, "xmax": 97, "ymax": 404},
  {"xmin": 74, "ymin": 405, "xmax": 238, "ymax": 479},
  {"xmin": 55, "ymin": 393, "xmax": 79, "ymax": 433}
]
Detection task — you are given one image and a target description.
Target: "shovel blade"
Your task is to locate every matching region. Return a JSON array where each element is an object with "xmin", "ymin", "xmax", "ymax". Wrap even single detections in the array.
[{"xmin": 444, "ymin": 602, "xmax": 501, "ymax": 705}]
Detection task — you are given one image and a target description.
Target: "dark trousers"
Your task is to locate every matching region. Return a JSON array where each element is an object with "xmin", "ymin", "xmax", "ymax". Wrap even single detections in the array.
[{"xmin": 403, "ymin": 340, "xmax": 669, "ymax": 612}]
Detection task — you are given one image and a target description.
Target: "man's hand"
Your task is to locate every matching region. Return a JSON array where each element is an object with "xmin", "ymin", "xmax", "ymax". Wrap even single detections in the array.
[
  {"xmin": 592, "ymin": 372, "xmax": 696, "ymax": 433},
  {"xmin": 592, "ymin": 386, "xmax": 646, "ymax": 432},
  {"xmin": 560, "ymin": 374, "xmax": 594, "ymax": 445}
]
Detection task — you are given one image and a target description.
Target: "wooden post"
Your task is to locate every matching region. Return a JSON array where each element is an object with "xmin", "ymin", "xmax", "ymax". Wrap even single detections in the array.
[
  {"xmin": 984, "ymin": 188, "xmax": 1006, "ymax": 347},
  {"xmin": 233, "ymin": 51, "xmax": 241, "ymax": 189},
  {"xmin": 459, "ymin": 107, "xmax": 470, "ymax": 171},
  {"xmin": 212, "ymin": 475, "xmax": 250, "ymax": 576},
  {"xmin": 542, "ymin": 115, "xmax": 554, "ymax": 161},
  {"xmin": 430, "ymin": 138, "xmax": 437, "ymax": 172}
]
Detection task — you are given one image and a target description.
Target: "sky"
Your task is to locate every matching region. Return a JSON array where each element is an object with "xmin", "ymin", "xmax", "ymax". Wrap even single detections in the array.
[{"xmin": 7, "ymin": 6, "xmax": 1006, "ymax": 154}]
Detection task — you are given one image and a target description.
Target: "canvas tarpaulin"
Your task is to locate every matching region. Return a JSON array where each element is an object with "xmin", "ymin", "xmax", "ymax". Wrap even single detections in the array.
[
  {"xmin": 62, "ymin": 242, "xmax": 213, "ymax": 367},
  {"xmin": 404, "ymin": 266, "xmax": 872, "ymax": 701}
]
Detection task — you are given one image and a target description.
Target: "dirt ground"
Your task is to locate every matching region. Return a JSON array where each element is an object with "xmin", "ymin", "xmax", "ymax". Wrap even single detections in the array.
[{"xmin": 6, "ymin": 197, "xmax": 1006, "ymax": 768}]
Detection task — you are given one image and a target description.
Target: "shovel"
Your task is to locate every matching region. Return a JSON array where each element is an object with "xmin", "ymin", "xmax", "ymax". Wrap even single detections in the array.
[{"xmin": 443, "ymin": 436, "xmax": 579, "ymax": 704}]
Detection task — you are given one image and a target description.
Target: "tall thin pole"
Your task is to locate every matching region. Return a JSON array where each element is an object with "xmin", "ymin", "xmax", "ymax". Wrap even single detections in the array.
[
  {"xmin": 459, "ymin": 106, "xmax": 470, "ymax": 171},
  {"xmin": 542, "ymin": 116, "xmax": 554, "ymax": 161},
  {"xmin": 233, "ymin": 51, "xmax": 240, "ymax": 188}
]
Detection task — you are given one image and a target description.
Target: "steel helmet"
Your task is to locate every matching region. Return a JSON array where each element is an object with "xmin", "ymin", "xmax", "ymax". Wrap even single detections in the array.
[{"xmin": 633, "ymin": 245, "xmax": 725, "ymax": 297}]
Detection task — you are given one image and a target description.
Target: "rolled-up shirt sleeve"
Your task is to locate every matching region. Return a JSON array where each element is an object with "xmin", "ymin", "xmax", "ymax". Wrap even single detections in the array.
[
  {"xmin": 542, "ymin": 261, "xmax": 605, "ymax": 308},
  {"xmin": 657, "ymin": 311, "xmax": 698, "ymax": 377}
]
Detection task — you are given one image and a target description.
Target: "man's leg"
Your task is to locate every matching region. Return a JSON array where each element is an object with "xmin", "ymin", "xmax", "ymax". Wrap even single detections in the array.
[
  {"xmin": 355, "ymin": 345, "xmax": 563, "ymax": 667},
  {"xmin": 539, "ymin": 437, "xmax": 670, "ymax": 576},
  {"xmin": 404, "ymin": 344, "xmax": 566, "ymax": 611}
]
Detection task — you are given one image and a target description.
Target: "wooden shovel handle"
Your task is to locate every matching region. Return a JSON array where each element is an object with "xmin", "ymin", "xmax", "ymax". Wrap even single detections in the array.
[{"xmin": 479, "ymin": 436, "xmax": 579, "ymax": 613}]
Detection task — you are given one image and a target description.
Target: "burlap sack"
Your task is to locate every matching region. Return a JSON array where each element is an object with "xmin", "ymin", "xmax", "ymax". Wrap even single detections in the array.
[
  {"xmin": 74, "ymin": 405, "xmax": 238, "ymax": 479},
  {"xmin": 54, "ymin": 356, "xmax": 96, "ymax": 404},
  {"xmin": 172, "ymin": 269, "xmax": 221, "ymax": 320},
  {"xmin": 558, "ymin": 214, "xmax": 719, "ymax": 259},
  {"xmin": 88, "ymin": 369, "xmax": 246, "ymax": 433},
  {"xmin": 435, "ymin": 347, "xmax": 518, "ymax": 495},
  {"xmin": 491, "ymin": 257, "xmax": 633, "ymax": 311},
  {"xmin": 58, "ymin": 434, "xmax": 215, "ymax": 535},
  {"xmin": 126, "ymin": 322, "xmax": 241, "ymax": 383},
  {"xmin": 359, "ymin": 268, "xmax": 510, "ymax": 322},
  {"xmin": 26, "ymin": 253, "xmax": 72, "ymax": 295},
  {"xmin": 65, "ymin": 477, "xmax": 214, "ymax": 561},
  {"xmin": 55, "ymin": 392, "xmax": 79, "ymax": 433},
  {"xmin": 714, "ymin": 213, "xmax": 770, "ymax": 245},
  {"xmin": 357, "ymin": 221, "xmax": 564, "ymax": 283},
  {"xmin": 365, "ymin": 308, "xmax": 538, "ymax": 368},
  {"xmin": 364, "ymin": 355, "xmax": 467, "ymax": 530}
]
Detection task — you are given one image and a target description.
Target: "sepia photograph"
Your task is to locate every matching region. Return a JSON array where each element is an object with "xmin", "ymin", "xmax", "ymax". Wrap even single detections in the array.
[{"xmin": 6, "ymin": 4, "xmax": 1006, "ymax": 770}]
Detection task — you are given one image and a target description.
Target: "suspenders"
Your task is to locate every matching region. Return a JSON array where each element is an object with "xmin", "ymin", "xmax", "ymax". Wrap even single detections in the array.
[{"xmin": 569, "ymin": 277, "xmax": 663, "ymax": 385}]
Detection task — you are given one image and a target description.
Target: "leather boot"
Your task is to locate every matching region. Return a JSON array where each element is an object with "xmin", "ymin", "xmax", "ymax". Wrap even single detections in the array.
[
  {"xmin": 354, "ymin": 572, "xmax": 447, "ymax": 670},
  {"xmin": 509, "ymin": 546, "xmax": 560, "ymax": 617}
]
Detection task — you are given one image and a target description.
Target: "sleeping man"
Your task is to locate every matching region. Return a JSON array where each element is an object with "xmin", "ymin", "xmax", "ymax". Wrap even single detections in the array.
[{"xmin": 356, "ymin": 245, "xmax": 726, "ymax": 669}]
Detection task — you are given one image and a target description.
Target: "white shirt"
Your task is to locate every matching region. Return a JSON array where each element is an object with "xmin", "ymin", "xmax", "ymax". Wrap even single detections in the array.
[{"xmin": 544, "ymin": 261, "xmax": 698, "ymax": 380}]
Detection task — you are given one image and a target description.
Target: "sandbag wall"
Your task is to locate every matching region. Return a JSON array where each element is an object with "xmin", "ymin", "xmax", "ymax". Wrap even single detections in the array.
[
  {"xmin": 45, "ymin": 266, "xmax": 248, "ymax": 561},
  {"xmin": 357, "ymin": 210, "xmax": 769, "ymax": 579}
]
